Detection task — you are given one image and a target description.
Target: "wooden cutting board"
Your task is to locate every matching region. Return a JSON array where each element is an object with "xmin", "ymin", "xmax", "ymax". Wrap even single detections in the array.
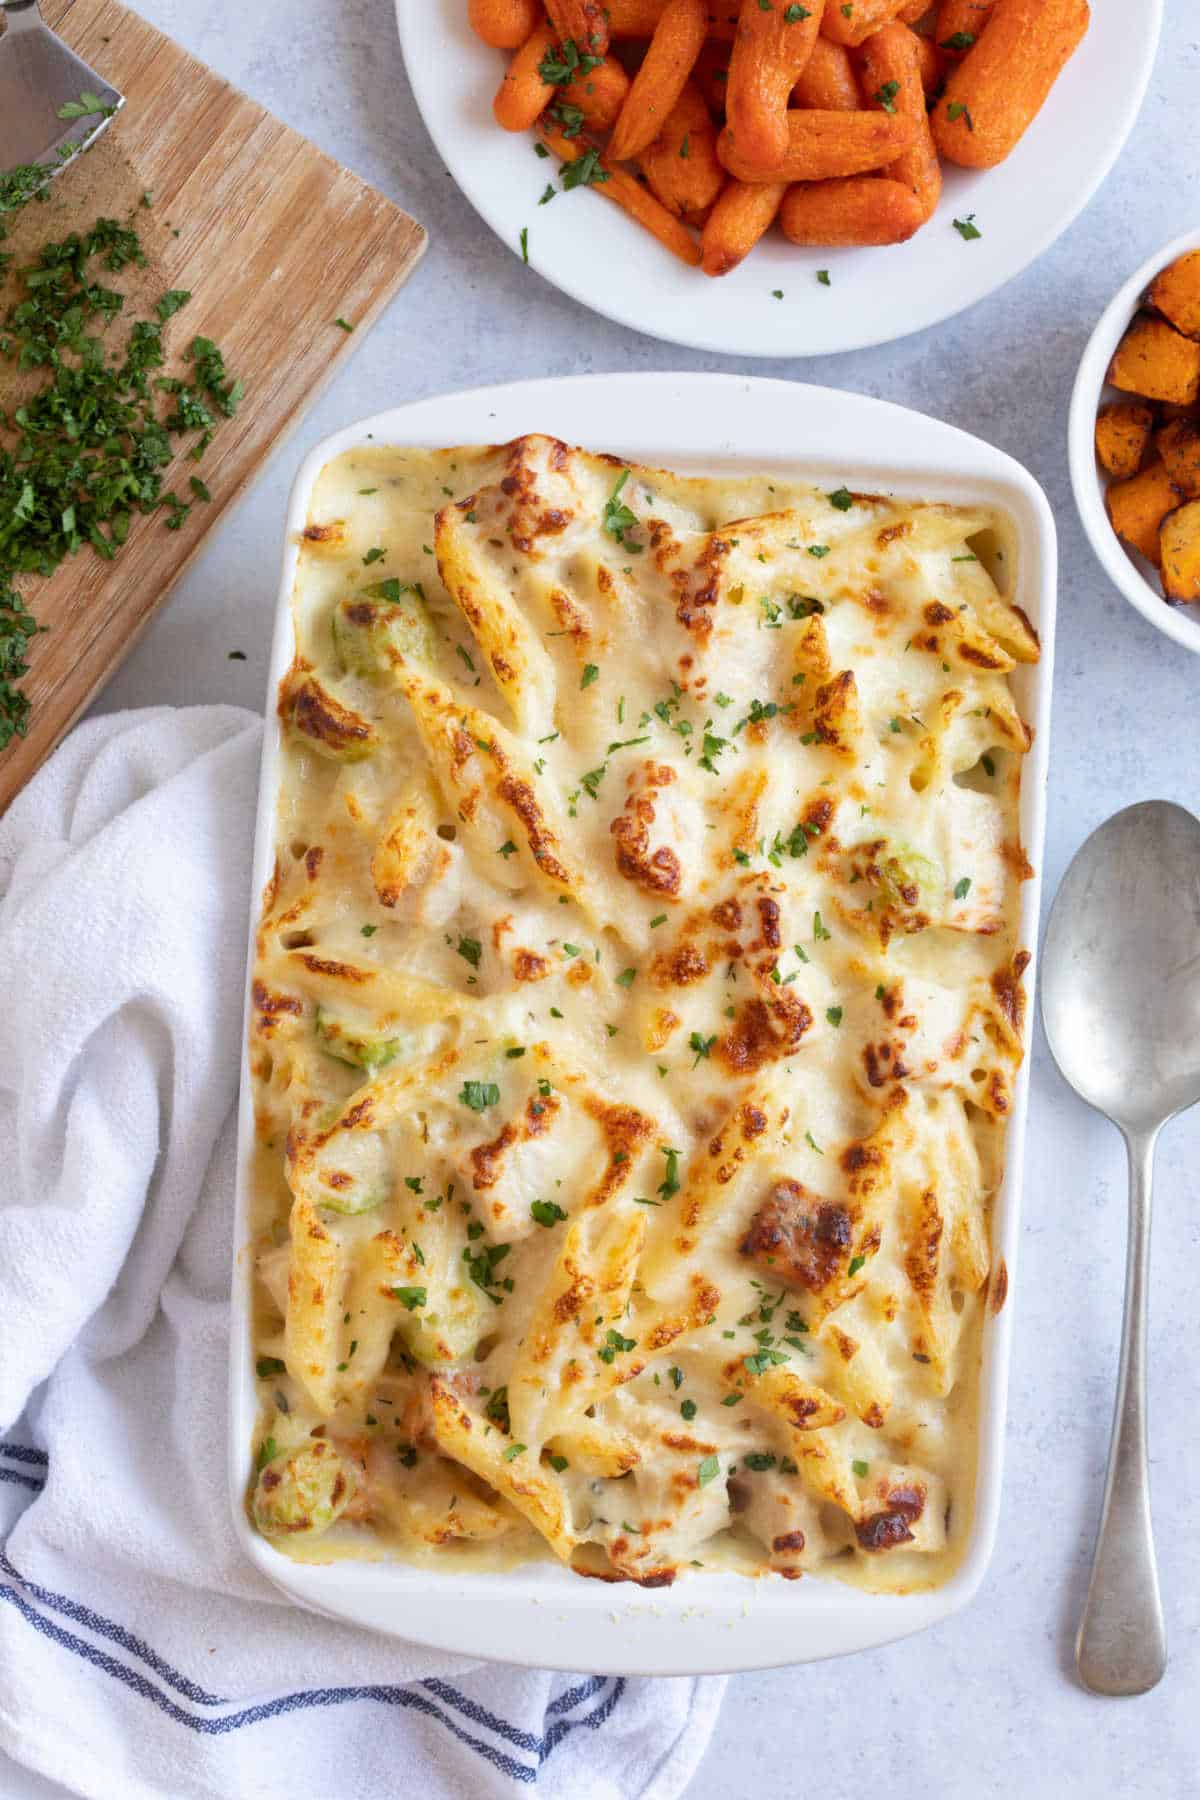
[{"xmin": 0, "ymin": 0, "xmax": 425, "ymax": 809}]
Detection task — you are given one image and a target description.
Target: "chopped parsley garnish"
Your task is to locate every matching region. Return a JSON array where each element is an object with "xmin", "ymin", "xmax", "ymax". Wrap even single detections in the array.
[
  {"xmin": 698, "ymin": 729, "xmax": 731, "ymax": 773},
  {"xmin": 783, "ymin": 2, "xmax": 810, "ymax": 17},
  {"xmin": 805, "ymin": 1129, "xmax": 824, "ymax": 1155},
  {"xmin": 827, "ymin": 486, "xmax": 853, "ymax": 511},
  {"xmin": 947, "ymin": 102, "xmax": 975, "ymax": 132},
  {"xmin": 498, "ymin": 840, "xmax": 517, "ymax": 858},
  {"xmin": 362, "ymin": 546, "xmax": 385, "ymax": 565},
  {"xmin": 391, "ymin": 1285, "xmax": 427, "ymax": 1310},
  {"xmin": 598, "ymin": 1327, "xmax": 636, "ymax": 1364},
  {"xmin": 538, "ymin": 38, "xmax": 603, "ymax": 84},
  {"xmin": 852, "ymin": 1458, "xmax": 870, "ymax": 1477},
  {"xmin": 397, "ymin": 1444, "xmax": 418, "ymax": 1468},
  {"xmin": 581, "ymin": 662, "xmax": 600, "ymax": 688},
  {"xmin": 0, "ymin": 215, "xmax": 242, "ymax": 747},
  {"xmin": 981, "ymin": 753, "xmax": 995, "ymax": 778},
  {"xmin": 361, "ymin": 923, "xmax": 378, "ymax": 937},
  {"xmin": 616, "ymin": 966, "xmax": 637, "ymax": 987},
  {"xmin": 874, "ymin": 79, "xmax": 901, "ymax": 113},
  {"xmin": 847, "ymin": 1254, "xmax": 866, "ymax": 1277},
  {"xmin": 531, "ymin": 1199, "xmax": 567, "ymax": 1227},
  {"xmin": 953, "ymin": 212, "xmax": 982, "ymax": 240},
  {"xmin": 405, "ymin": 1176, "xmax": 424, "ymax": 1193},
  {"xmin": 689, "ymin": 1031, "xmax": 717, "ymax": 1067},
  {"xmin": 954, "ymin": 876, "xmax": 972, "ymax": 899},
  {"xmin": 657, "ymin": 1145, "xmax": 682, "ymax": 1200},
  {"xmin": 548, "ymin": 1453, "xmax": 570, "ymax": 1472},
  {"xmin": 334, "ymin": 316, "xmax": 354, "ymax": 332},
  {"xmin": 255, "ymin": 1357, "xmax": 286, "ymax": 1379},
  {"xmin": 256, "ymin": 1436, "xmax": 278, "ymax": 1470},
  {"xmin": 459, "ymin": 1080, "xmax": 500, "ymax": 1112},
  {"xmin": 456, "ymin": 935, "xmax": 482, "ymax": 968},
  {"xmin": 813, "ymin": 910, "xmax": 831, "ymax": 941},
  {"xmin": 681, "ymin": 1399, "xmax": 698, "ymax": 1421},
  {"xmin": 939, "ymin": 30, "xmax": 975, "ymax": 48},
  {"xmin": 519, "ymin": 226, "xmax": 529, "ymax": 263},
  {"xmin": 807, "ymin": 543, "xmax": 831, "ymax": 559},
  {"xmin": 697, "ymin": 1454, "xmax": 720, "ymax": 1486},
  {"xmin": 561, "ymin": 147, "xmax": 609, "ymax": 191},
  {"xmin": 743, "ymin": 1452, "xmax": 776, "ymax": 1472},
  {"xmin": 817, "ymin": 268, "xmax": 831, "ymax": 286},
  {"xmin": 669, "ymin": 1366, "xmax": 684, "ymax": 1389},
  {"xmin": 538, "ymin": 183, "xmax": 557, "ymax": 206},
  {"xmin": 465, "ymin": 1239, "xmax": 512, "ymax": 1305},
  {"xmin": 649, "ymin": 913, "xmax": 667, "ymax": 928},
  {"xmin": 502, "ymin": 1441, "xmax": 527, "ymax": 1462},
  {"xmin": 602, "ymin": 470, "xmax": 640, "ymax": 551},
  {"xmin": 771, "ymin": 288, "xmax": 783, "ymax": 299},
  {"xmin": 826, "ymin": 1006, "xmax": 843, "ymax": 1027}
]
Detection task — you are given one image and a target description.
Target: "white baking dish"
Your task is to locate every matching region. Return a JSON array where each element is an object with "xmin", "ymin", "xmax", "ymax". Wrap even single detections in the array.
[{"xmin": 229, "ymin": 373, "xmax": 1056, "ymax": 1675}]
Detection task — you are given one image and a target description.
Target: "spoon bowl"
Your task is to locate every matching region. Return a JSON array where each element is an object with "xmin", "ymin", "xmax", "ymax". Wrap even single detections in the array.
[
  {"xmin": 1043, "ymin": 800, "xmax": 1200, "ymax": 1133},
  {"xmin": 1041, "ymin": 799, "xmax": 1200, "ymax": 1697}
]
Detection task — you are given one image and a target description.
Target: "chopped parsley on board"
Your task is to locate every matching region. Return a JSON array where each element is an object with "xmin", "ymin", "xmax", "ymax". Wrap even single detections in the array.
[{"xmin": 0, "ymin": 187, "xmax": 242, "ymax": 749}]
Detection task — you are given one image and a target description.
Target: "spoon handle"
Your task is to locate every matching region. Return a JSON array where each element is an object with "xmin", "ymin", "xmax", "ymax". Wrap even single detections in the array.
[{"xmin": 1075, "ymin": 1126, "xmax": 1166, "ymax": 1696}]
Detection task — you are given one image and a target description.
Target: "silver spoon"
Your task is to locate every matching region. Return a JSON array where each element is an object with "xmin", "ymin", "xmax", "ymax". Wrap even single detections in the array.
[{"xmin": 1041, "ymin": 799, "xmax": 1200, "ymax": 1696}]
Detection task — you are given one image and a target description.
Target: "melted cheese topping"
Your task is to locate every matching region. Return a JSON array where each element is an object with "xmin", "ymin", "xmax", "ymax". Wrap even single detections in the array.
[{"xmin": 247, "ymin": 435, "xmax": 1036, "ymax": 1592}]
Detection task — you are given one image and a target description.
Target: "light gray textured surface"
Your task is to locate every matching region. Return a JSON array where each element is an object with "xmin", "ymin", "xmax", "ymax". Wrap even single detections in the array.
[{"xmin": 6, "ymin": 2, "xmax": 1200, "ymax": 1796}]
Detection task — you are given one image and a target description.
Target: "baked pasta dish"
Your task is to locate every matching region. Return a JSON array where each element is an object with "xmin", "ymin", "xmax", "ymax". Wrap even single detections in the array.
[{"xmin": 246, "ymin": 433, "xmax": 1037, "ymax": 1592}]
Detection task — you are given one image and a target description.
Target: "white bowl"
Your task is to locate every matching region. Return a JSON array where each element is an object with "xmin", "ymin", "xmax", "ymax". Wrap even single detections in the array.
[
  {"xmin": 1068, "ymin": 227, "xmax": 1200, "ymax": 655},
  {"xmin": 230, "ymin": 373, "xmax": 1057, "ymax": 1675}
]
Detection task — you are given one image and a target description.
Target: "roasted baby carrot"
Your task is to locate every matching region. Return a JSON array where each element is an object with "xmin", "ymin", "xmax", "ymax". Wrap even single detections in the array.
[
  {"xmin": 494, "ymin": 22, "xmax": 556, "ymax": 130},
  {"xmin": 726, "ymin": 0, "xmax": 826, "ymax": 170},
  {"xmin": 779, "ymin": 174, "xmax": 925, "ymax": 243},
  {"xmin": 545, "ymin": 0, "xmax": 610, "ymax": 56},
  {"xmin": 609, "ymin": 0, "xmax": 710, "ymax": 160},
  {"xmin": 792, "ymin": 35, "xmax": 861, "ymax": 109},
  {"xmin": 539, "ymin": 123, "xmax": 703, "ymax": 263},
  {"xmin": 934, "ymin": 0, "xmax": 994, "ymax": 55},
  {"xmin": 821, "ymin": 0, "xmax": 925, "ymax": 50},
  {"xmin": 858, "ymin": 21, "xmax": 941, "ymax": 220},
  {"xmin": 638, "ymin": 80, "xmax": 726, "ymax": 215},
  {"xmin": 931, "ymin": 0, "xmax": 1089, "ymax": 170},
  {"xmin": 607, "ymin": 0, "xmax": 739, "ymax": 39},
  {"xmin": 561, "ymin": 54, "xmax": 632, "ymax": 129},
  {"xmin": 694, "ymin": 39, "xmax": 734, "ymax": 112},
  {"xmin": 700, "ymin": 177, "xmax": 787, "ymax": 274},
  {"xmin": 912, "ymin": 31, "xmax": 943, "ymax": 96},
  {"xmin": 468, "ymin": 0, "xmax": 540, "ymax": 49},
  {"xmin": 718, "ymin": 107, "xmax": 917, "ymax": 180}
]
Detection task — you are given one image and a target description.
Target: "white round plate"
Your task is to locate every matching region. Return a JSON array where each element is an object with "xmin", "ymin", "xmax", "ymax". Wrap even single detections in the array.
[
  {"xmin": 397, "ymin": 0, "xmax": 1162, "ymax": 357},
  {"xmin": 1068, "ymin": 226, "xmax": 1200, "ymax": 656}
]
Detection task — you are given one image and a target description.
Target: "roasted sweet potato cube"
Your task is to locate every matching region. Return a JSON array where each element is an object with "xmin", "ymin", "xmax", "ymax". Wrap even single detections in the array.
[
  {"xmin": 1160, "ymin": 500, "xmax": 1200, "ymax": 601},
  {"xmin": 1108, "ymin": 314, "xmax": 1200, "ymax": 406},
  {"xmin": 1149, "ymin": 249, "xmax": 1200, "ymax": 341},
  {"xmin": 1155, "ymin": 416, "xmax": 1200, "ymax": 499},
  {"xmin": 1106, "ymin": 459, "xmax": 1179, "ymax": 566},
  {"xmin": 1094, "ymin": 401, "xmax": 1154, "ymax": 480}
]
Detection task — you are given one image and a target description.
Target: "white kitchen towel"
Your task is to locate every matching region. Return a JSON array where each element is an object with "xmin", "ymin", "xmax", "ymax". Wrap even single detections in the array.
[{"xmin": 0, "ymin": 706, "xmax": 723, "ymax": 1800}]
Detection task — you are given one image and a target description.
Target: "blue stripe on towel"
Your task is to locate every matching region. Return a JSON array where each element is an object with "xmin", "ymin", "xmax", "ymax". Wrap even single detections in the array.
[
  {"xmin": 0, "ymin": 1477, "xmax": 630, "ymax": 1782},
  {"xmin": 0, "ymin": 1549, "xmax": 230, "ymax": 1706},
  {"xmin": 0, "ymin": 1466, "xmax": 44, "ymax": 1494},
  {"xmin": 0, "ymin": 1443, "xmax": 49, "ymax": 1467}
]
